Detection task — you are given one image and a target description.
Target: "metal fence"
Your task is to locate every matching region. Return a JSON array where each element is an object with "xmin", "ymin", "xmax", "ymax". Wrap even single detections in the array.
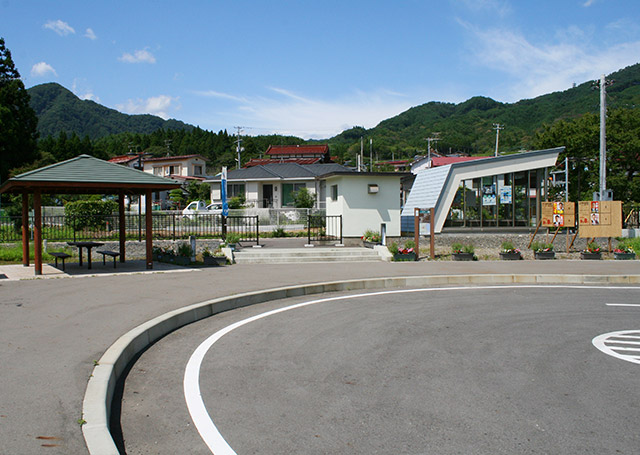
[
  {"xmin": 307, "ymin": 215, "xmax": 342, "ymax": 244},
  {"xmin": 0, "ymin": 214, "xmax": 260, "ymax": 244}
]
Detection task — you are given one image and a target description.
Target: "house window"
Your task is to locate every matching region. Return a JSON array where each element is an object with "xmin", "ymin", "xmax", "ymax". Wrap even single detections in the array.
[
  {"xmin": 194, "ymin": 165, "xmax": 203, "ymax": 176},
  {"xmin": 153, "ymin": 167, "xmax": 162, "ymax": 176},
  {"xmin": 282, "ymin": 183, "xmax": 307, "ymax": 207},
  {"xmin": 228, "ymin": 183, "xmax": 245, "ymax": 198},
  {"xmin": 331, "ymin": 184, "xmax": 338, "ymax": 201}
]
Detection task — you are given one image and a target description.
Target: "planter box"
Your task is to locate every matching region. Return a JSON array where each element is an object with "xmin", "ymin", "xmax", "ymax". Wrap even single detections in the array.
[
  {"xmin": 499, "ymin": 252, "xmax": 522, "ymax": 261},
  {"xmin": 203, "ymin": 256, "xmax": 227, "ymax": 266},
  {"xmin": 363, "ymin": 241, "xmax": 380, "ymax": 249},
  {"xmin": 614, "ymin": 252, "xmax": 636, "ymax": 260},
  {"xmin": 171, "ymin": 256, "xmax": 191, "ymax": 266},
  {"xmin": 580, "ymin": 251, "xmax": 602, "ymax": 260},
  {"xmin": 534, "ymin": 251, "xmax": 555, "ymax": 260},
  {"xmin": 393, "ymin": 252, "xmax": 416, "ymax": 262},
  {"xmin": 452, "ymin": 252, "xmax": 474, "ymax": 261}
]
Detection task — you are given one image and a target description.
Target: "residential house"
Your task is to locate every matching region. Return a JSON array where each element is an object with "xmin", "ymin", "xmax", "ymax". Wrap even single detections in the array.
[{"xmin": 207, "ymin": 162, "xmax": 350, "ymax": 209}]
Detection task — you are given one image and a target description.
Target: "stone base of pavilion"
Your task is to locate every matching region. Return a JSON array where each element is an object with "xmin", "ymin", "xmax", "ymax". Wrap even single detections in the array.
[{"xmin": 0, "ymin": 260, "xmax": 200, "ymax": 281}]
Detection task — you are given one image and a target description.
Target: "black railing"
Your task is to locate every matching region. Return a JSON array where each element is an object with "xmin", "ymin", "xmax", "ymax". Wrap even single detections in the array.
[
  {"xmin": 0, "ymin": 214, "xmax": 260, "ymax": 244},
  {"xmin": 307, "ymin": 215, "xmax": 342, "ymax": 244}
]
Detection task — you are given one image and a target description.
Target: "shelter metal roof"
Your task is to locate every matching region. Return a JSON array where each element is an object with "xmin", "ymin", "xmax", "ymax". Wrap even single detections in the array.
[{"xmin": 0, "ymin": 154, "xmax": 182, "ymax": 195}]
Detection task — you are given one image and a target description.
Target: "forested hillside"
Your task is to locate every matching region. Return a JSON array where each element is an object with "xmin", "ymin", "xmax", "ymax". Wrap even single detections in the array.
[
  {"xmin": 28, "ymin": 83, "xmax": 192, "ymax": 140},
  {"xmin": 17, "ymin": 63, "xmax": 640, "ymax": 183},
  {"xmin": 331, "ymin": 63, "xmax": 640, "ymax": 161}
]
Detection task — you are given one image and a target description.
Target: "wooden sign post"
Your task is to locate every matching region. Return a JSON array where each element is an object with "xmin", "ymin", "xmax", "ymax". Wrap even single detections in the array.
[{"xmin": 414, "ymin": 208, "xmax": 435, "ymax": 260}]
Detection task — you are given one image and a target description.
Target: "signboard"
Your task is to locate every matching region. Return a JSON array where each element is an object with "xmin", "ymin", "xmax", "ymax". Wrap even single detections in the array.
[
  {"xmin": 418, "ymin": 208, "xmax": 431, "ymax": 233},
  {"xmin": 499, "ymin": 187, "xmax": 512, "ymax": 204},
  {"xmin": 578, "ymin": 200, "xmax": 622, "ymax": 238},
  {"xmin": 482, "ymin": 184, "xmax": 496, "ymax": 206},
  {"xmin": 541, "ymin": 201, "xmax": 575, "ymax": 228},
  {"xmin": 221, "ymin": 166, "xmax": 229, "ymax": 217}
]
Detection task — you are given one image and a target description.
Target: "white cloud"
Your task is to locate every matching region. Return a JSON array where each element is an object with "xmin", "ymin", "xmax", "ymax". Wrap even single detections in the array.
[
  {"xmin": 198, "ymin": 87, "xmax": 414, "ymax": 139},
  {"xmin": 119, "ymin": 49, "xmax": 156, "ymax": 64},
  {"xmin": 72, "ymin": 79, "xmax": 99, "ymax": 102},
  {"xmin": 85, "ymin": 28, "xmax": 97, "ymax": 40},
  {"xmin": 462, "ymin": 23, "xmax": 640, "ymax": 101},
  {"xmin": 43, "ymin": 20, "xmax": 75, "ymax": 36},
  {"xmin": 116, "ymin": 95, "xmax": 176, "ymax": 118},
  {"xmin": 31, "ymin": 62, "xmax": 57, "ymax": 78},
  {"xmin": 455, "ymin": 0, "xmax": 512, "ymax": 17},
  {"xmin": 582, "ymin": 0, "xmax": 597, "ymax": 6},
  {"xmin": 193, "ymin": 90, "xmax": 248, "ymax": 103}
]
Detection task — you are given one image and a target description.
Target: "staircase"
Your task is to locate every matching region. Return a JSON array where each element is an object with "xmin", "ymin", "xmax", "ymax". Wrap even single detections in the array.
[{"xmin": 232, "ymin": 247, "xmax": 383, "ymax": 264}]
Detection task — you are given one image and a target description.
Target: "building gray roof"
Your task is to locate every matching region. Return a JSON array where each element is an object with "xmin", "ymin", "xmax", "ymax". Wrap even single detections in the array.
[{"xmin": 208, "ymin": 162, "xmax": 353, "ymax": 181}]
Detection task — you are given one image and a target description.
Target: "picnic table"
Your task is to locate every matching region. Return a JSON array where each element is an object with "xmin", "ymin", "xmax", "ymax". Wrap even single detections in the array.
[{"xmin": 67, "ymin": 241, "xmax": 104, "ymax": 269}]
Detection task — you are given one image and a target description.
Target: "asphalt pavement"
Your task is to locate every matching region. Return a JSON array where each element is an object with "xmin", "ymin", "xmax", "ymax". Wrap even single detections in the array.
[
  {"xmin": 0, "ymin": 259, "xmax": 639, "ymax": 454},
  {"xmin": 120, "ymin": 286, "xmax": 640, "ymax": 454}
]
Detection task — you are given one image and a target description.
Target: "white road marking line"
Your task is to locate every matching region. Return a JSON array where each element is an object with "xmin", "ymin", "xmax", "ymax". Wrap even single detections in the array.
[
  {"xmin": 185, "ymin": 285, "xmax": 640, "ymax": 454},
  {"xmin": 606, "ymin": 303, "xmax": 640, "ymax": 307},
  {"xmin": 593, "ymin": 331, "xmax": 640, "ymax": 365}
]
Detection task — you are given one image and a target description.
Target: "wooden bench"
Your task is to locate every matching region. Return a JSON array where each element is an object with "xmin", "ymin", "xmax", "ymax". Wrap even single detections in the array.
[
  {"xmin": 97, "ymin": 250, "xmax": 120, "ymax": 268},
  {"xmin": 49, "ymin": 252, "xmax": 71, "ymax": 271}
]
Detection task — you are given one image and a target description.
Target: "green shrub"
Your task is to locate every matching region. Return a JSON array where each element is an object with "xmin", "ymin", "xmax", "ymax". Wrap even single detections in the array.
[
  {"xmin": 65, "ymin": 200, "xmax": 117, "ymax": 231},
  {"xmin": 388, "ymin": 241, "xmax": 399, "ymax": 255}
]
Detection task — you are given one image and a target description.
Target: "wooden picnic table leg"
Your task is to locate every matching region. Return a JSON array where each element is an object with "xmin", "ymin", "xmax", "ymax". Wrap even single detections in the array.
[{"xmin": 87, "ymin": 247, "xmax": 92, "ymax": 269}]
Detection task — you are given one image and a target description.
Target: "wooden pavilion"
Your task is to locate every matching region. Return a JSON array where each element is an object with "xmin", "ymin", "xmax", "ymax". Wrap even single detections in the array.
[{"xmin": 0, "ymin": 155, "xmax": 182, "ymax": 275}]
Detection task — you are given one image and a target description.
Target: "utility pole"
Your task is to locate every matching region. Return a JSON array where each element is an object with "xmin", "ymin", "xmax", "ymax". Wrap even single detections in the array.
[
  {"xmin": 369, "ymin": 138, "xmax": 373, "ymax": 172},
  {"xmin": 425, "ymin": 134, "xmax": 439, "ymax": 167},
  {"xmin": 493, "ymin": 123, "xmax": 504, "ymax": 156},
  {"xmin": 234, "ymin": 126, "xmax": 244, "ymax": 169},
  {"xmin": 596, "ymin": 74, "xmax": 612, "ymax": 200}
]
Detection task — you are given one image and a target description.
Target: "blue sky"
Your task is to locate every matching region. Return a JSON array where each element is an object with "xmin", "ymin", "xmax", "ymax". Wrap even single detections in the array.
[{"xmin": 2, "ymin": 0, "xmax": 639, "ymax": 139}]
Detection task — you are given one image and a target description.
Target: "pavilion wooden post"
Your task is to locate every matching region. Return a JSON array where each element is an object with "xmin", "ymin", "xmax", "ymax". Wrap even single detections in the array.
[
  {"xmin": 21, "ymin": 192, "xmax": 29, "ymax": 267},
  {"xmin": 33, "ymin": 190, "xmax": 42, "ymax": 275},
  {"xmin": 145, "ymin": 189, "xmax": 153, "ymax": 269},
  {"xmin": 119, "ymin": 190, "xmax": 126, "ymax": 263}
]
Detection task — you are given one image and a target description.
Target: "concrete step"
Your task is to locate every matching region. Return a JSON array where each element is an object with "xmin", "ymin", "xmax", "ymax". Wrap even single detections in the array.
[{"xmin": 233, "ymin": 247, "xmax": 382, "ymax": 264}]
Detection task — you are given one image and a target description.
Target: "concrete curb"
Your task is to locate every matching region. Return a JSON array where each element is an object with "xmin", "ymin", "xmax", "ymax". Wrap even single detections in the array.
[{"xmin": 82, "ymin": 273, "xmax": 640, "ymax": 454}]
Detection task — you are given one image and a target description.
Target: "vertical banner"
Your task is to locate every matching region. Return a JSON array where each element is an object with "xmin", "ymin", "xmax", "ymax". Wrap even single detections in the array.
[{"xmin": 221, "ymin": 166, "xmax": 229, "ymax": 217}]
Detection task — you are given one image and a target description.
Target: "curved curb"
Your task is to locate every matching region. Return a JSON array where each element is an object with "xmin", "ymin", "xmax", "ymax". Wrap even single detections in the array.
[{"xmin": 81, "ymin": 273, "xmax": 640, "ymax": 454}]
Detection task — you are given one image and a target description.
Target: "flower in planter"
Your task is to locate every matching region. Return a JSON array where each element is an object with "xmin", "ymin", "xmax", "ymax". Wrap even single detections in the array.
[
  {"xmin": 202, "ymin": 248, "xmax": 212, "ymax": 258},
  {"xmin": 452, "ymin": 242, "xmax": 474, "ymax": 254},
  {"xmin": 362, "ymin": 229, "xmax": 381, "ymax": 243},
  {"xmin": 584, "ymin": 241, "xmax": 600, "ymax": 253},
  {"xmin": 613, "ymin": 240, "xmax": 633, "ymax": 254},
  {"xmin": 500, "ymin": 241, "xmax": 521, "ymax": 254},
  {"xmin": 531, "ymin": 241, "xmax": 553, "ymax": 253}
]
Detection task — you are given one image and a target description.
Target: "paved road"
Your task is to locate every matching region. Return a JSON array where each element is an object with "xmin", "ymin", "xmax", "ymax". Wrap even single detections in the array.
[
  {"xmin": 0, "ymin": 260, "xmax": 638, "ymax": 454},
  {"xmin": 119, "ymin": 285, "xmax": 640, "ymax": 454}
]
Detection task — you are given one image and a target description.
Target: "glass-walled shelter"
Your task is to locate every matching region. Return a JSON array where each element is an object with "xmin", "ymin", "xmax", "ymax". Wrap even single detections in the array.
[
  {"xmin": 401, "ymin": 148, "xmax": 563, "ymax": 233},
  {"xmin": 447, "ymin": 169, "xmax": 545, "ymax": 228}
]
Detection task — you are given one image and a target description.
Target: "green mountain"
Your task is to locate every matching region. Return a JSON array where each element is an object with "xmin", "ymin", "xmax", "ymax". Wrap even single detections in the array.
[
  {"xmin": 27, "ymin": 83, "xmax": 193, "ymax": 140},
  {"xmin": 331, "ymin": 63, "xmax": 640, "ymax": 158}
]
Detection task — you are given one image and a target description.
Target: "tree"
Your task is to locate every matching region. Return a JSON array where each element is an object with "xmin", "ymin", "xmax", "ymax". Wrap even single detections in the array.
[
  {"xmin": 293, "ymin": 187, "xmax": 316, "ymax": 209},
  {"xmin": 532, "ymin": 108, "xmax": 640, "ymax": 204},
  {"xmin": 0, "ymin": 37, "xmax": 38, "ymax": 183}
]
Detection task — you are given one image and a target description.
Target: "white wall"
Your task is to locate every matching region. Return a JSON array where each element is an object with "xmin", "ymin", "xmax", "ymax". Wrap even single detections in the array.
[{"xmin": 324, "ymin": 174, "xmax": 402, "ymax": 237}]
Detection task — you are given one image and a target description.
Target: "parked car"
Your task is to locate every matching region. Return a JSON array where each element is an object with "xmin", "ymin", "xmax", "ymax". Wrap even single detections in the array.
[
  {"xmin": 206, "ymin": 203, "xmax": 223, "ymax": 214},
  {"xmin": 182, "ymin": 200, "xmax": 209, "ymax": 219}
]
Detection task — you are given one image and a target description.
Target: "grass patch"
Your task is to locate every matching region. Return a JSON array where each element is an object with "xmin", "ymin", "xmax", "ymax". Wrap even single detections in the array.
[{"xmin": 0, "ymin": 243, "xmax": 66, "ymax": 264}]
